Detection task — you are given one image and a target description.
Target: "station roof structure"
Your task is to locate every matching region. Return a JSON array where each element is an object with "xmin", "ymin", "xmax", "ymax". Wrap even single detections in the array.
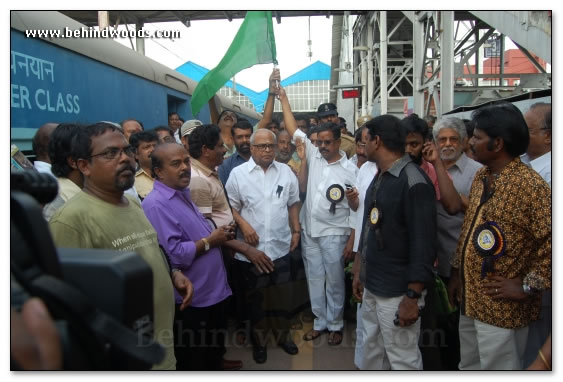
[
  {"xmin": 60, "ymin": 10, "xmax": 368, "ymax": 27},
  {"xmin": 176, "ymin": 60, "xmax": 331, "ymax": 112}
]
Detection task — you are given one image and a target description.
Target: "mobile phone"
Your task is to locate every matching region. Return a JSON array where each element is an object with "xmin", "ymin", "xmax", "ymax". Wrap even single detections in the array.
[{"xmin": 345, "ymin": 183, "xmax": 353, "ymax": 190}]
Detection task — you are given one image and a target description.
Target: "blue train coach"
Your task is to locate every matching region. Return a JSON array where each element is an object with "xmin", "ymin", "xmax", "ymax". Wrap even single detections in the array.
[{"xmin": 10, "ymin": 10, "xmax": 262, "ymax": 152}]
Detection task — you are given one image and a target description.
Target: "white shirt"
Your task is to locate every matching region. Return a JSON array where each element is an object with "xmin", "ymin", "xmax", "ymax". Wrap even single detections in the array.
[
  {"xmin": 33, "ymin": 161, "xmax": 55, "ymax": 178},
  {"xmin": 521, "ymin": 151, "xmax": 551, "ymax": 188},
  {"xmin": 43, "ymin": 177, "xmax": 82, "ymax": 221},
  {"xmin": 349, "ymin": 154, "xmax": 359, "ymax": 167},
  {"xmin": 293, "ymin": 129, "xmax": 358, "ymax": 237},
  {"xmin": 124, "ymin": 184, "xmax": 142, "ymax": 205},
  {"xmin": 353, "ymin": 161, "xmax": 378, "ymax": 251},
  {"xmin": 226, "ymin": 158, "xmax": 300, "ymax": 262}
]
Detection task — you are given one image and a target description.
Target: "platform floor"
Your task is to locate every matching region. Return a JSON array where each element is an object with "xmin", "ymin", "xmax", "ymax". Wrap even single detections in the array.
[{"xmin": 223, "ymin": 311, "xmax": 358, "ymax": 371}]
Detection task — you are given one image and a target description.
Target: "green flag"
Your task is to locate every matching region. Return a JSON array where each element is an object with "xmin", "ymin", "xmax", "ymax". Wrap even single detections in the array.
[{"xmin": 190, "ymin": 11, "xmax": 277, "ymax": 116}]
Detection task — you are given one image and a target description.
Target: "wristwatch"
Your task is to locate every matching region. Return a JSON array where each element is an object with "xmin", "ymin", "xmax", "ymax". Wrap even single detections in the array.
[
  {"xmin": 406, "ymin": 288, "xmax": 422, "ymax": 299},
  {"xmin": 202, "ymin": 237, "xmax": 210, "ymax": 252}
]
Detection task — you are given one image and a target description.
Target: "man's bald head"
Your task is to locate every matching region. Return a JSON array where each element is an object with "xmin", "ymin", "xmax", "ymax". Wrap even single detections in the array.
[
  {"xmin": 33, "ymin": 123, "xmax": 58, "ymax": 162},
  {"xmin": 525, "ymin": 103, "xmax": 552, "ymax": 159},
  {"xmin": 150, "ymin": 142, "xmax": 184, "ymax": 168}
]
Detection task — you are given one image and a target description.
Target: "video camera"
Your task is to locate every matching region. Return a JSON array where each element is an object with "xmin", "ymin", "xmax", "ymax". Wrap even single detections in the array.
[{"xmin": 10, "ymin": 170, "xmax": 164, "ymax": 370}]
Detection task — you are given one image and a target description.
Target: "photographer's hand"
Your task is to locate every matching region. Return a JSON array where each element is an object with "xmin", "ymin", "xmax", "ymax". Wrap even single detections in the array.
[
  {"xmin": 11, "ymin": 298, "xmax": 62, "ymax": 370},
  {"xmin": 172, "ymin": 271, "xmax": 194, "ymax": 310}
]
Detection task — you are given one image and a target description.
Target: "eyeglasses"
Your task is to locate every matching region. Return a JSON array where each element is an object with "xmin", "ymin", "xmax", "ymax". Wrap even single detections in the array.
[
  {"xmin": 252, "ymin": 144, "xmax": 277, "ymax": 151},
  {"xmin": 90, "ymin": 146, "xmax": 136, "ymax": 160},
  {"xmin": 356, "ymin": 142, "xmax": 367, "ymax": 149},
  {"xmin": 318, "ymin": 139, "xmax": 335, "ymax": 146}
]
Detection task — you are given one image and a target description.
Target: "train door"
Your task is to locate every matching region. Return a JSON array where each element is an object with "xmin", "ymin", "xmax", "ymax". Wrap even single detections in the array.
[{"xmin": 167, "ymin": 95, "xmax": 189, "ymax": 121}]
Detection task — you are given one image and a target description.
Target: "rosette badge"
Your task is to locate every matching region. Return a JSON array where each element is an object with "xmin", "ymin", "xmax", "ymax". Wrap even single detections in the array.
[
  {"xmin": 472, "ymin": 221, "xmax": 506, "ymax": 278},
  {"xmin": 369, "ymin": 206, "xmax": 381, "ymax": 227},
  {"xmin": 326, "ymin": 184, "xmax": 344, "ymax": 214}
]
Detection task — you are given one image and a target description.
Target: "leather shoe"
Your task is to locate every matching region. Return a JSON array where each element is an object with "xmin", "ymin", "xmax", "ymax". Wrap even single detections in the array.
[
  {"xmin": 221, "ymin": 359, "xmax": 243, "ymax": 371},
  {"xmin": 252, "ymin": 345, "xmax": 267, "ymax": 364},
  {"xmin": 278, "ymin": 340, "xmax": 299, "ymax": 355}
]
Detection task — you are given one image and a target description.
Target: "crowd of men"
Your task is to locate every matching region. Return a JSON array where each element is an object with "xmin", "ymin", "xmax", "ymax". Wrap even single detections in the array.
[{"xmin": 22, "ymin": 68, "xmax": 551, "ymax": 371}]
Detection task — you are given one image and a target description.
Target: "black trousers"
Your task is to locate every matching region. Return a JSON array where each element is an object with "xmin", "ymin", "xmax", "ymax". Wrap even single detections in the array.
[
  {"xmin": 419, "ymin": 275, "xmax": 461, "ymax": 370},
  {"xmin": 173, "ymin": 299, "xmax": 228, "ymax": 370},
  {"xmin": 235, "ymin": 256, "xmax": 294, "ymax": 347}
]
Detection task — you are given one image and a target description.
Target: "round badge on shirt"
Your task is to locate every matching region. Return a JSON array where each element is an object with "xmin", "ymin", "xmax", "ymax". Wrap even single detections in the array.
[
  {"xmin": 369, "ymin": 207, "xmax": 380, "ymax": 227},
  {"xmin": 473, "ymin": 221, "xmax": 505, "ymax": 257},
  {"xmin": 476, "ymin": 228, "xmax": 496, "ymax": 251},
  {"xmin": 472, "ymin": 221, "xmax": 506, "ymax": 277},
  {"xmin": 326, "ymin": 184, "xmax": 344, "ymax": 214}
]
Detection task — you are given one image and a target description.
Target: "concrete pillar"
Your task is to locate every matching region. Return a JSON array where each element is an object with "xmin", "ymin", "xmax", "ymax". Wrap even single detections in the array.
[
  {"xmin": 440, "ymin": 11, "xmax": 454, "ymax": 114},
  {"xmin": 367, "ymin": 20, "xmax": 374, "ymax": 114},
  {"xmin": 412, "ymin": 12, "xmax": 425, "ymax": 116},
  {"xmin": 380, "ymin": 11, "xmax": 388, "ymax": 115},
  {"xmin": 136, "ymin": 22, "xmax": 145, "ymax": 55}
]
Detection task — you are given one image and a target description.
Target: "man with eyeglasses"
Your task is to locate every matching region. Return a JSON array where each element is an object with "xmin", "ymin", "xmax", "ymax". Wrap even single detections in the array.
[
  {"xmin": 49, "ymin": 123, "xmax": 193, "ymax": 370},
  {"xmin": 130, "ymin": 130, "xmax": 159, "ymax": 200},
  {"xmin": 279, "ymin": 87, "xmax": 358, "ymax": 346},
  {"xmin": 226, "ymin": 129, "xmax": 301, "ymax": 363},
  {"xmin": 187, "ymin": 124, "xmax": 274, "ymax": 271},
  {"xmin": 317, "ymin": 102, "xmax": 356, "ymax": 159}
]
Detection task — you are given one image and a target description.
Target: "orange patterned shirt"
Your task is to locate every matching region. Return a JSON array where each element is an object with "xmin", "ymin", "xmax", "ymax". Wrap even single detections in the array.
[{"xmin": 452, "ymin": 157, "xmax": 551, "ymax": 329}]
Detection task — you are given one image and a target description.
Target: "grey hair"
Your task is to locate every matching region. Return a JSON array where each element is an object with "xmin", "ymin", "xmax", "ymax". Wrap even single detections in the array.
[
  {"xmin": 432, "ymin": 117, "xmax": 467, "ymax": 142},
  {"xmin": 250, "ymin": 129, "xmax": 277, "ymax": 145}
]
